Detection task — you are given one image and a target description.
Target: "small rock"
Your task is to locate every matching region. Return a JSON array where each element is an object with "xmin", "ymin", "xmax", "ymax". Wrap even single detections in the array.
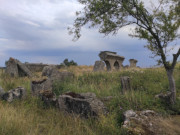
[
  {"xmin": 124, "ymin": 110, "xmax": 136, "ymax": 120},
  {"xmin": 155, "ymin": 92, "xmax": 171, "ymax": 103},
  {"xmin": 93, "ymin": 61, "xmax": 105, "ymax": 72},
  {"xmin": 2, "ymin": 87, "xmax": 26, "ymax": 102},
  {"xmin": 123, "ymin": 110, "xmax": 137, "ymax": 127},
  {"xmin": 140, "ymin": 110, "xmax": 156, "ymax": 116}
]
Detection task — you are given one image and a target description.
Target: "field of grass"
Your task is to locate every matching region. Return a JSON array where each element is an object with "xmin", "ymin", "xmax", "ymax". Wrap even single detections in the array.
[{"xmin": 0, "ymin": 64, "xmax": 180, "ymax": 135}]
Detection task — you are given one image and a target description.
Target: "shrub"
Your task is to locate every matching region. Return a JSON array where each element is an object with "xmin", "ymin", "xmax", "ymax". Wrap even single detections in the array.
[{"xmin": 60, "ymin": 58, "xmax": 78, "ymax": 67}]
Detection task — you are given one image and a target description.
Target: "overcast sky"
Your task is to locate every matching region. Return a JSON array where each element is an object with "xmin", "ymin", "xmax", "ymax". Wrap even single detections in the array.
[{"xmin": 0, "ymin": 0, "xmax": 179, "ymax": 67}]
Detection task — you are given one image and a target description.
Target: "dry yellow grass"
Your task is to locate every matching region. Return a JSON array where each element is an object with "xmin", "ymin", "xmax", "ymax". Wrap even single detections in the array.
[
  {"xmin": 0, "ymin": 101, "xmax": 95, "ymax": 135},
  {"xmin": 0, "ymin": 64, "xmax": 180, "ymax": 135},
  {"xmin": 159, "ymin": 116, "xmax": 180, "ymax": 135},
  {"xmin": 0, "ymin": 75, "xmax": 31, "ymax": 92},
  {"xmin": 59, "ymin": 65, "xmax": 93, "ymax": 76}
]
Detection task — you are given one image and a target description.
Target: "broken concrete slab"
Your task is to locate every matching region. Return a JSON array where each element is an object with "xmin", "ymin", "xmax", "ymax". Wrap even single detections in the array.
[
  {"xmin": 93, "ymin": 61, "xmax": 105, "ymax": 72},
  {"xmin": 42, "ymin": 65, "xmax": 74, "ymax": 82},
  {"xmin": 5, "ymin": 57, "xmax": 33, "ymax": 77},
  {"xmin": 16, "ymin": 59, "xmax": 33, "ymax": 77},
  {"xmin": 31, "ymin": 78, "xmax": 52, "ymax": 96},
  {"xmin": 42, "ymin": 65, "xmax": 58, "ymax": 77},
  {"xmin": 58, "ymin": 92, "xmax": 107, "ymax": 118},
  {"xmin": 5, "ymin": 57, "xmax": 19, "ymax": 77}
]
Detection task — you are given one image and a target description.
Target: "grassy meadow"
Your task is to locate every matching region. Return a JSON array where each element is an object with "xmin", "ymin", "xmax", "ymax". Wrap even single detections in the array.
[{"xmin": 0, "ymin": 64, "xmax": 180, "ymax": 135}]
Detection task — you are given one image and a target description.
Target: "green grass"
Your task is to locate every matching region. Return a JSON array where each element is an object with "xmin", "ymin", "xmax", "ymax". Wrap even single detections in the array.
[
  {"xmin": 0, "ymin": 64, "xmax": 180, "ymax": 135},
  {"xmin": 53, "ymin": 67, "xmax": 179, "ymax": 113}
]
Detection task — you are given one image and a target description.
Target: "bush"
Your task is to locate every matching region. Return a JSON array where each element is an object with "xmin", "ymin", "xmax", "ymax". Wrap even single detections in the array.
[{"xmin": 60, "ymin": 58, "xmax": 78, "ymax": 67}]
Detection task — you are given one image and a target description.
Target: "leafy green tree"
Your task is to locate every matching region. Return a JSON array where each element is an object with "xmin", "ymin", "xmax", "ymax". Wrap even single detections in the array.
[
  {"xmin": 69, "ymin": 0, "xmax": 180, "ymax": 104},
  {"xmin": 63, "ymin": 58, "xmax": 69, "ymax": 66},
  {"xmin": 61, "ymin": 58, "xmax": 78, "ymax": 67}
]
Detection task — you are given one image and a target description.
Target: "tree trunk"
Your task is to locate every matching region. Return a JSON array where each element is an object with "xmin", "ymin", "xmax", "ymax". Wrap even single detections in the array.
[{"xmin": 166, "ymin": 69, "xmax": 176, "ymax": 104}]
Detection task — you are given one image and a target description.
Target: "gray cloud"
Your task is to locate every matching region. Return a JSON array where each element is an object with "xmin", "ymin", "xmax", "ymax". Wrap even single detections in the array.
[{"xmin": 0, "ymin": 0, "xmax": 179, "ymax": 68}]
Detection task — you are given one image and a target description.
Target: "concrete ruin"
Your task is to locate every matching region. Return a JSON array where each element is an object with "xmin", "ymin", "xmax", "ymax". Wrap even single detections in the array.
[
  {"xmin": 5, "ymin": 57, "xmax": 61, "ymax": 77},
  {"xmin": 129, "ymin": 59, "xmax": 138, "ymax": 68},
  {"xmin": 25, "ymin": 63, "xmax": 49, "ymax": 72},
  {"xmin": 99, "ymin": 51, "xmax": 125, "ymax": 71},
  {"xmin": 5, "ymin": 57, "xmax": 33, "ymax": 77},
  {"xmin": 97, "ymin": 51, "xmax": 139, "ymax": 71}
]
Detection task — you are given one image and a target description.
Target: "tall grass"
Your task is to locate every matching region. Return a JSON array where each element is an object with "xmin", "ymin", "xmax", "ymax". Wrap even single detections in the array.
[
  {"xmin": 0, "ymin": 64, "xmax": 180, "ymax": 135},
  {"xmin": 0, "ymin": 100, "xmax": 96, "ymax": 135}
]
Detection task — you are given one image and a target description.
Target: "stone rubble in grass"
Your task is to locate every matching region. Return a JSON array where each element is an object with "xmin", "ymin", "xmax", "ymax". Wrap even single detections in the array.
[
  {"xmin": 123, "ymin": 109, "xmax": 160, "ymax": 134},
  {"xmin": 1, "ymin": 87, "xmax": 26, "ymax": 102},
  {"xmin": 31, "ymin": 65, "xmax": 74, "ymax": 107},
  {"xmin": 32, "ymin": 65, "xmax": 74, "ymax": 97}
]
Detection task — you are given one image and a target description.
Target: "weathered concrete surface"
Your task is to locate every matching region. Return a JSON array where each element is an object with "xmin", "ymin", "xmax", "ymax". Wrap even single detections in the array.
[
  {"xmin": 5, "ymin": 57, "xmax": 33, "ymax": 77},
  {"xmin": 40, "ymin": 90, "xmax": 58, "ymax": 107},
  {"xmin": 32, "ymin": 66, "xmax": 74, "ymax": 98},
  {"xmin": 31, "ymin": 78, "xmax": 52, "ymax": 96},
  {"xmin": 16, "ymin": 59, "xmax": 33, "ymax": 77},
  {"xmin": 58, "ymin": 92, "xmax": 107, "ymax": 118},
  {"xmin": 25, "ymin": 63, "xmax": 49, "ymax": 72},
  {"xmin": 93, "ymin": 61, "xmax": 105, "ymax": 72},
  {"xmin": 31, "ymin": 77, "xmax": 58, "ymax": 107},
  {"xmin": 5, "ymin": 57, "xmax": 19, "ymax": 77},
  {"xmin": 1, "ymin": 87, "xmax": 26, "ymax": 102},
  {"xmin": 42, "ymin": 65, "xmax": 74, "ymax": 82},
  {"xmin": 123, "ymin": 110, "xmax": 160, "ymax": 135},
  {"xmin": 42, "ymin": 65, "xmax": 58, "ymax": 77},
  {"xmin": 123, "ymin": 110, "xmax": 180, "ymax": 135},
  {"xmin": 120, "ymin": 76, "xmax": 131, "ymax": 93},
  {"xmin": 123, "ymin": 110, "xmax": 157, "ymax": 128}
]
